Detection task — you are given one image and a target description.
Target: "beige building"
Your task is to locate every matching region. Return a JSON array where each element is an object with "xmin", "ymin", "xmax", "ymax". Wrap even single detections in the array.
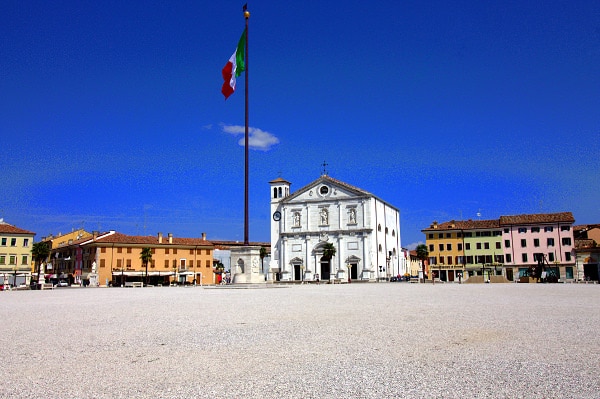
[{"xmin": 0, "ymin": 219, "xmax": 35, "ymax": 287}]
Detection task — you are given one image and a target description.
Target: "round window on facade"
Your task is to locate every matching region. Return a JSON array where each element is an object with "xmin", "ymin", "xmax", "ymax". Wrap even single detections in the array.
[{"xmin": 320, "ymin": 185, "xmax": 329, "ymax": 195}]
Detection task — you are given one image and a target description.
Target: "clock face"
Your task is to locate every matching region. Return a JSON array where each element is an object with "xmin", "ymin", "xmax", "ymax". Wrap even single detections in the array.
[{"xmin": 273, "ymin": 211, "xmax": 281, "ymax": 221}]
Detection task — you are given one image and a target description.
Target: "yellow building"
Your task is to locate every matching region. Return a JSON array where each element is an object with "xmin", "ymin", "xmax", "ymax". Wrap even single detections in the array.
[
  {"xmin": 422, "ymin": 221, "xmax": 465, "ymax": 282},
  {"xmin": 0, "ymin": 219, "xmax": 35, "ymax": 287}
]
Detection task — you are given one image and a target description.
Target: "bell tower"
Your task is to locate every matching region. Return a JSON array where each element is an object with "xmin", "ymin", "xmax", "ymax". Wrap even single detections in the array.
[{"xmin": 269, "ymin": 177, "xmax": 291, "ymax": 281}]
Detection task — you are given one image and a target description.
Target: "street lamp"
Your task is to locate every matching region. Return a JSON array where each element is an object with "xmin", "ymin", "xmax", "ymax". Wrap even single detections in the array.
[{"xmin": 347, "ymin": 263, "xmax": 352, "ymax": 283}]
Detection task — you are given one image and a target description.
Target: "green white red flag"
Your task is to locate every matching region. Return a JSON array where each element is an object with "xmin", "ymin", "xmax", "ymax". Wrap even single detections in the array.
[{"xmin": 221, "ymin": 29, "xmax": 246, "ymax": 99}]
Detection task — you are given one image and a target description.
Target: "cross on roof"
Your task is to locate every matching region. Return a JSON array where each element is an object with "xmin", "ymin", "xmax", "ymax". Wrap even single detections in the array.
[{"xmin": 321, "ymin": 160, "xmax": 328, "ymax": 176}]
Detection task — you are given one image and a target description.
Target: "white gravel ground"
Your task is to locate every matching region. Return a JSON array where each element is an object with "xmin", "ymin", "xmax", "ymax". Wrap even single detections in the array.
[{"xmin": 0, "ymin": 283, "xmax": 598, "ymax": 399}]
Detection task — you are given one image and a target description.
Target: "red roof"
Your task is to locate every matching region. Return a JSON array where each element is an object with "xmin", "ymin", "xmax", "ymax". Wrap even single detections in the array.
[
  {"xmin": 499, "ymin": 212, "xmax": 574, "ymax": 225},
  {"xmin": 91, "ymin": 232, "xmax": 213, "ymax": 247},
  {"xmin": 0, "ymin": 222, "xmax": 35, "ymax": 235}
]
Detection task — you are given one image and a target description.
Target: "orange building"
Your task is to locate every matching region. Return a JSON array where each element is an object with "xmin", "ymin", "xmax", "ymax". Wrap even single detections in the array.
[{"xmin": 47, "ymin": 231, "xmax": 215, "ymax": 287}]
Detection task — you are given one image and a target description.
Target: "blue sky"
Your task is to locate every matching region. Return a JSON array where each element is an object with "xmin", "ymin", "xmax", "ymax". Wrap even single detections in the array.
[{"xmin": 1, "ymin": 1, "xmax": 599, "ymax": 248}]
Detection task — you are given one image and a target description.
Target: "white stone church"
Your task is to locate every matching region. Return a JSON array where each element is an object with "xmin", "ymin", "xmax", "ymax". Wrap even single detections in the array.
[{"xmin": 269, "ymin": 174, "xmax": 405, "ymax": 282}]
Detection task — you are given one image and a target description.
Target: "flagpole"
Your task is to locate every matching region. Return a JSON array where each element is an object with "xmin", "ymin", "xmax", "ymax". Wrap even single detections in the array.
[{"xmin": 243, "ymin": 4, "xmax": 250, "ymax": 246}]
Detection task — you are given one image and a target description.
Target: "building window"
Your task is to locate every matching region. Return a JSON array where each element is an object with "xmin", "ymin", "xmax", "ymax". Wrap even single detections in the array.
[
  {"xmin": 521, "ymin": 239, "xmax": 527, "ymax": 248},
  {"xmin": 173, "ymin": 249, "xmax": 178, "ymax": 255},
  {"xmin": 205, "ymin": 249, "xmax": 210, "ymax": 255},
  {"xmin": 126, "ymin": 259, "xmax": 131, "ymax": 268},
  {"xmin": 378, "ymin": 224, "xmax": 381, "ymax": 232},
  {"xmin": 100, "ymin": 259, "xmax": 106, "ymax": 268},
  {"xmin": 561, "ymin": 237, "xmax": 572, "ymax": 246},
  {"xmin": 484, "ymin": 243, "xmax": 490, "ymax": 250},
  {"xmin": 206, "ymin": 260, "xmax": 211, "ymax": 268},
  {"xmin": 21, "ymin": 255, "xmax": 28, "ymax": 264},
  {"xmin": 117, "ymin": 247, "xmax": 122, "ymax": 253},
  {"xmin": 447, "ymin": 256, "xmax": 453, "ymax": 265},
  {"xmin": 458, "ymin": 243, "xmax": 463, "ymax": 251},
  {"xmin": 504, "ymin": 228, "xmax": 509, "ymax": 233},
  {"xmin": 428, "ymin": 256, "xmax": 437, "ymax": 265},
  {"xmin": 534, "ymin": 253, "xmax": 544, "ymax": 263},
  {"xmin": 9, "ymin": 255, "xmax": 16, "ymax": 265},
  {"xmin": 476, "ymin": 243, "xmax": 482, "ymax": 250},
  {"xmin": 101, "ymin": 247, "xmax": 106, "ymax": 253},
  {"xmin": 10, "ymin": 238, "xmax": 16, "ymax": 246},
  {"xmin": 23, "ymin": 239, "xmax": 29, "ymax": 247},
  {"xmin": 522, "ymin": 253, "xmax": 528, "ymax": 262},
  {"xmin": 439, "ymin": 244, "xmax": 444, "ymax": 251},
  {"xmin": 127, "ymin": 247, "xmax": 132, "ymax": 254},
  {"xmin": 1, "ymin": 238, "xmax": 6, "ymax": 246},
  {"xmin": 565, "ymin": 252, "xmax": 572, "ymax": 261},
  {"xmin": 439, "ymin": 256, "xmax": 445, "ymax": 264},
  {"xmin": 561, "ymin": 226, "xmax": 570, "ymax": 231},
  {"xmin": 116, "ymin": 259, "xmax": 122, "ymax": 268},
  {"xmin": 0, "ymin": 255, "xmax": 4, "ymax": 264},
  {"xmin": 172, "ymin": 260, "xmax": 177, "ymax": 268},
  {"xmin": 165, "ymin": 248, "xmax": 170, "ymax": 254},
  {"xmin": 548, "ymin": 252, "xmax": 554, "ymax": 262},
  {"xmin": 446, "ymin": 243, "xmax": 452, "ymax": 251},
  {"xmin": 493, "ymin": 231, "xmax": 502, "ymax": 237},
  {"xmin": 385, "ymin": 227, "xmax": 389, "ymax": 235},
  {"xmin": 428, "ymin": 234, "xmax": 433, "ymax": 239},
  {"xmin": 466, "ymin": 255, "xmax": 473, "ymax": 264},
  {"xmin": 544, "ymin": 226, "xmax": 553, "ymax": 232},
  {"xmin": 446, "ymin": 233, "xmax": 451, "ymax": 238},
  {"xmin": 464, "ymin": 232, "xmax": 472, "ymax": 238},
  {"xmin": 534, "ymin": 239, "xmax": 540, "ymax": 247},
  {"xmin": 505, "ymin": 240, "xmax": 511, "ymax": 248},
  {"xmin": 164, "ymin": 260, "xmax": 169, "ymax": 268},
  {"xmin": 547, "ymin": 238, "xmax": 555, "ymax": 247},
  {"xmin": 518, "ymin": 228, "xmax": 527, "ymax": 234},
  {"xmin": 531, "ymin": 227, "xmax": 540, "ymax": 233},
  {"xmin": 429, "ymin": 244, "xmax": 434, "ymax": 252},
  {"xmin": 465, "ymin": 243, "xmax": 471, "ymax": 250},
  {"xmin": 496, "ymin": 242, "xmax": 501, "ymax": 249},
  {"xmin": 506, "ymin": 254, "xmax": 512, "ymax": 263},
  {"xmin": 151, "ymin": 260, "xmax": 155, "ymax": 268}
]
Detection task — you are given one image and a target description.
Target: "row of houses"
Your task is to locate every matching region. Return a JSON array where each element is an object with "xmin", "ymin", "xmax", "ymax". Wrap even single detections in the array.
[
  {"xmin": 420, "ymin": 213, "xmax": 600, "ymax": 283},
  {"xmin": 1, "ymin": 210, "xmax": 599, "ymax": 287},
  {"xmin": 0, "ymin": 219, "xmax": 270, "ymax": 287}
]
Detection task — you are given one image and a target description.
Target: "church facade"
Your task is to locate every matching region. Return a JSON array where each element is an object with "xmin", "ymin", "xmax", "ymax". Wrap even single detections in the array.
[{"xmin": 269, "ymin": 175, "xmax": 404, "ymax": 282}]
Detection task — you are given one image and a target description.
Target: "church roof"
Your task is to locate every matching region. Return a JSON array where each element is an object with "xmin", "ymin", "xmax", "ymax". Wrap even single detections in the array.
[
  {"xmin": 281, "ymin": 175, "xmax": 398, "ymax": 210},
  {"xmin": 269, "ymin": 177, "xmax": 291, "ymax": 185}
]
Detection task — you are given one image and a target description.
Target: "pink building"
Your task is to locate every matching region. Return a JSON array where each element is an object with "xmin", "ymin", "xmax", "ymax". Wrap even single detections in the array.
[{"xmin": 501, "ymin": 212, "xmax": 575, "ymax": 280}]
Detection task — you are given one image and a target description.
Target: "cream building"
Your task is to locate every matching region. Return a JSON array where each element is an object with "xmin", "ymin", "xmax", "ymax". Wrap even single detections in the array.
[
  {"xmin": 0, "ymin": 219, "xmax": 35, "ymax": 287},
  {"xmin": 269, "ymin": 174, "xmax": 404, "ymax": 282}
]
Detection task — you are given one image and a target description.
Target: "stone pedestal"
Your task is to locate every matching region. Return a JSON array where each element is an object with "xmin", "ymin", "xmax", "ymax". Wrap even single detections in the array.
[{"xmin": 231, "ymin": 246, "xmax": 267, "ymax": 284}]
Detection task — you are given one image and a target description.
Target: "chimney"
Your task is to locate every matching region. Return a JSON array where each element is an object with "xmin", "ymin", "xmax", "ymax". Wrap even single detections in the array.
[
  {"xmin": 158, "ymin": 232, "xmax": 163, "ymax": 244},
  {"xmin": 93, "ymin": 231, "xmax": 99, "ymax": 239},
  {"xmin": 168, "ymin": 233, "xmax": 173, "ymax": 244},
  {"xmin": 202, "ymin": 232, "xmax": 206, "ymax": 241}
]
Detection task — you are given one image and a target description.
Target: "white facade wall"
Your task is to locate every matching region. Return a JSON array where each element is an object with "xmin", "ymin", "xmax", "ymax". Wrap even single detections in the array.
[{"xmin": 269, "ymin": 176, "xmax": 403, "ymax": 282}]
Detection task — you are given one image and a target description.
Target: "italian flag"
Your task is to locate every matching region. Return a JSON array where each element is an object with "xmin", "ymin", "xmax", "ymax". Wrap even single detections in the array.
[{"xmin": 221, "ymin": 29, "xmax": 246, "ymax": 99}]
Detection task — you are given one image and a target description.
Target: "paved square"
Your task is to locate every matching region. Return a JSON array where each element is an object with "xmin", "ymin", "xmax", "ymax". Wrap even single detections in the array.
[{"xmin": 1, "ymin": 283, "xmax": 598, "ymax": 398}]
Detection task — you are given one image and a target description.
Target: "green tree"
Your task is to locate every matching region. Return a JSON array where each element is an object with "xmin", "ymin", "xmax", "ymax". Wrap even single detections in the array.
[
  {"xmin": 31, "ymin": 241, "xmax": 50, "ymax": 285},
  {"xmin": 415, "ymin": 244, "xmax": 429, "ymax": 282},
  {"xmin": 140, "ymin": 247, "xmax": 153, "ymax": 286},
  {"xmin": 322, "ymin": 242, "xmax": 336, "ymax": 261},
  {"xmin": 259, "ymin": 246, "xmax": 268, "ymax": 274}
]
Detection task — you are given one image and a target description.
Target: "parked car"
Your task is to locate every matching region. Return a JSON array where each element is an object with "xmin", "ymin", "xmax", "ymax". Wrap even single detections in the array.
[{"xmin": 55, "ymin": 280, "xmax": 69, "ymax": 287}]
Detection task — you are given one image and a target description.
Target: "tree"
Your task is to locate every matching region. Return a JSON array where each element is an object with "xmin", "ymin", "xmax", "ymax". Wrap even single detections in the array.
[
  {"xmin": 32, "ymin": 241, "xmax": 50, "ymax": 286},
  {"xmin": 415, "ymin": 244, "xmax": 428, "ymax": 283},
  {"xmin": 259, "ymin": 246, "xmax": 268, "ymax": 274},
  {"xmin": 322, "ymin": 242, "xmax": 336, "ymax": 261},
  {"xmin": 140, "ymin": 247, "xmax": 153, "ymax": 286}
]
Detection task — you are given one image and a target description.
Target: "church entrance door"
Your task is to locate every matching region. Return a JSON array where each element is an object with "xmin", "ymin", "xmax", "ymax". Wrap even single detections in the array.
[
  {"xmin": 350, "ymin": 263, "xmax": 358, "ymax": 280},
  {"xmin": 293, "ymin": 264, "xmax": 301, "ymax": 281},
  {"xmin": 320, "ymin": 259, "xmax": 331, "ymax": 281}
]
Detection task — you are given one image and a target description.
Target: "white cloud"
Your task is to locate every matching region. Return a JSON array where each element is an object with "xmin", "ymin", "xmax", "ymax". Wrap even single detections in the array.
[
  {"xmin": 404, "ymin": 241, "xmax": 424, "ymax": 250},
  {"xmin": 221, "ymin": 124, "xmax": 279, "ymax": 151}
]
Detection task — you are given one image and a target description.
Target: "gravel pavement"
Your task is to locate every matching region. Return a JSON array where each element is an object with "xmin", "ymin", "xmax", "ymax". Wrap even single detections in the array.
[{"xmin": 1, "ymin": 283, "xmax": 598, "ymax": 398}]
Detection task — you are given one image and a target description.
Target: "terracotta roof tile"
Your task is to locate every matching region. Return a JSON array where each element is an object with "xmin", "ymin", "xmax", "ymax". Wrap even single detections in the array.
[
  {"xmin": 499, "ymin": 212, "xmax": 574, "ymax": 225},
  {"xmin": 91, "ymin": 232, "xmax": 213, "ymax": 247},
  {"xmin": 0, "ymin": 222, "xmax": 35, "ymax": 235}
]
